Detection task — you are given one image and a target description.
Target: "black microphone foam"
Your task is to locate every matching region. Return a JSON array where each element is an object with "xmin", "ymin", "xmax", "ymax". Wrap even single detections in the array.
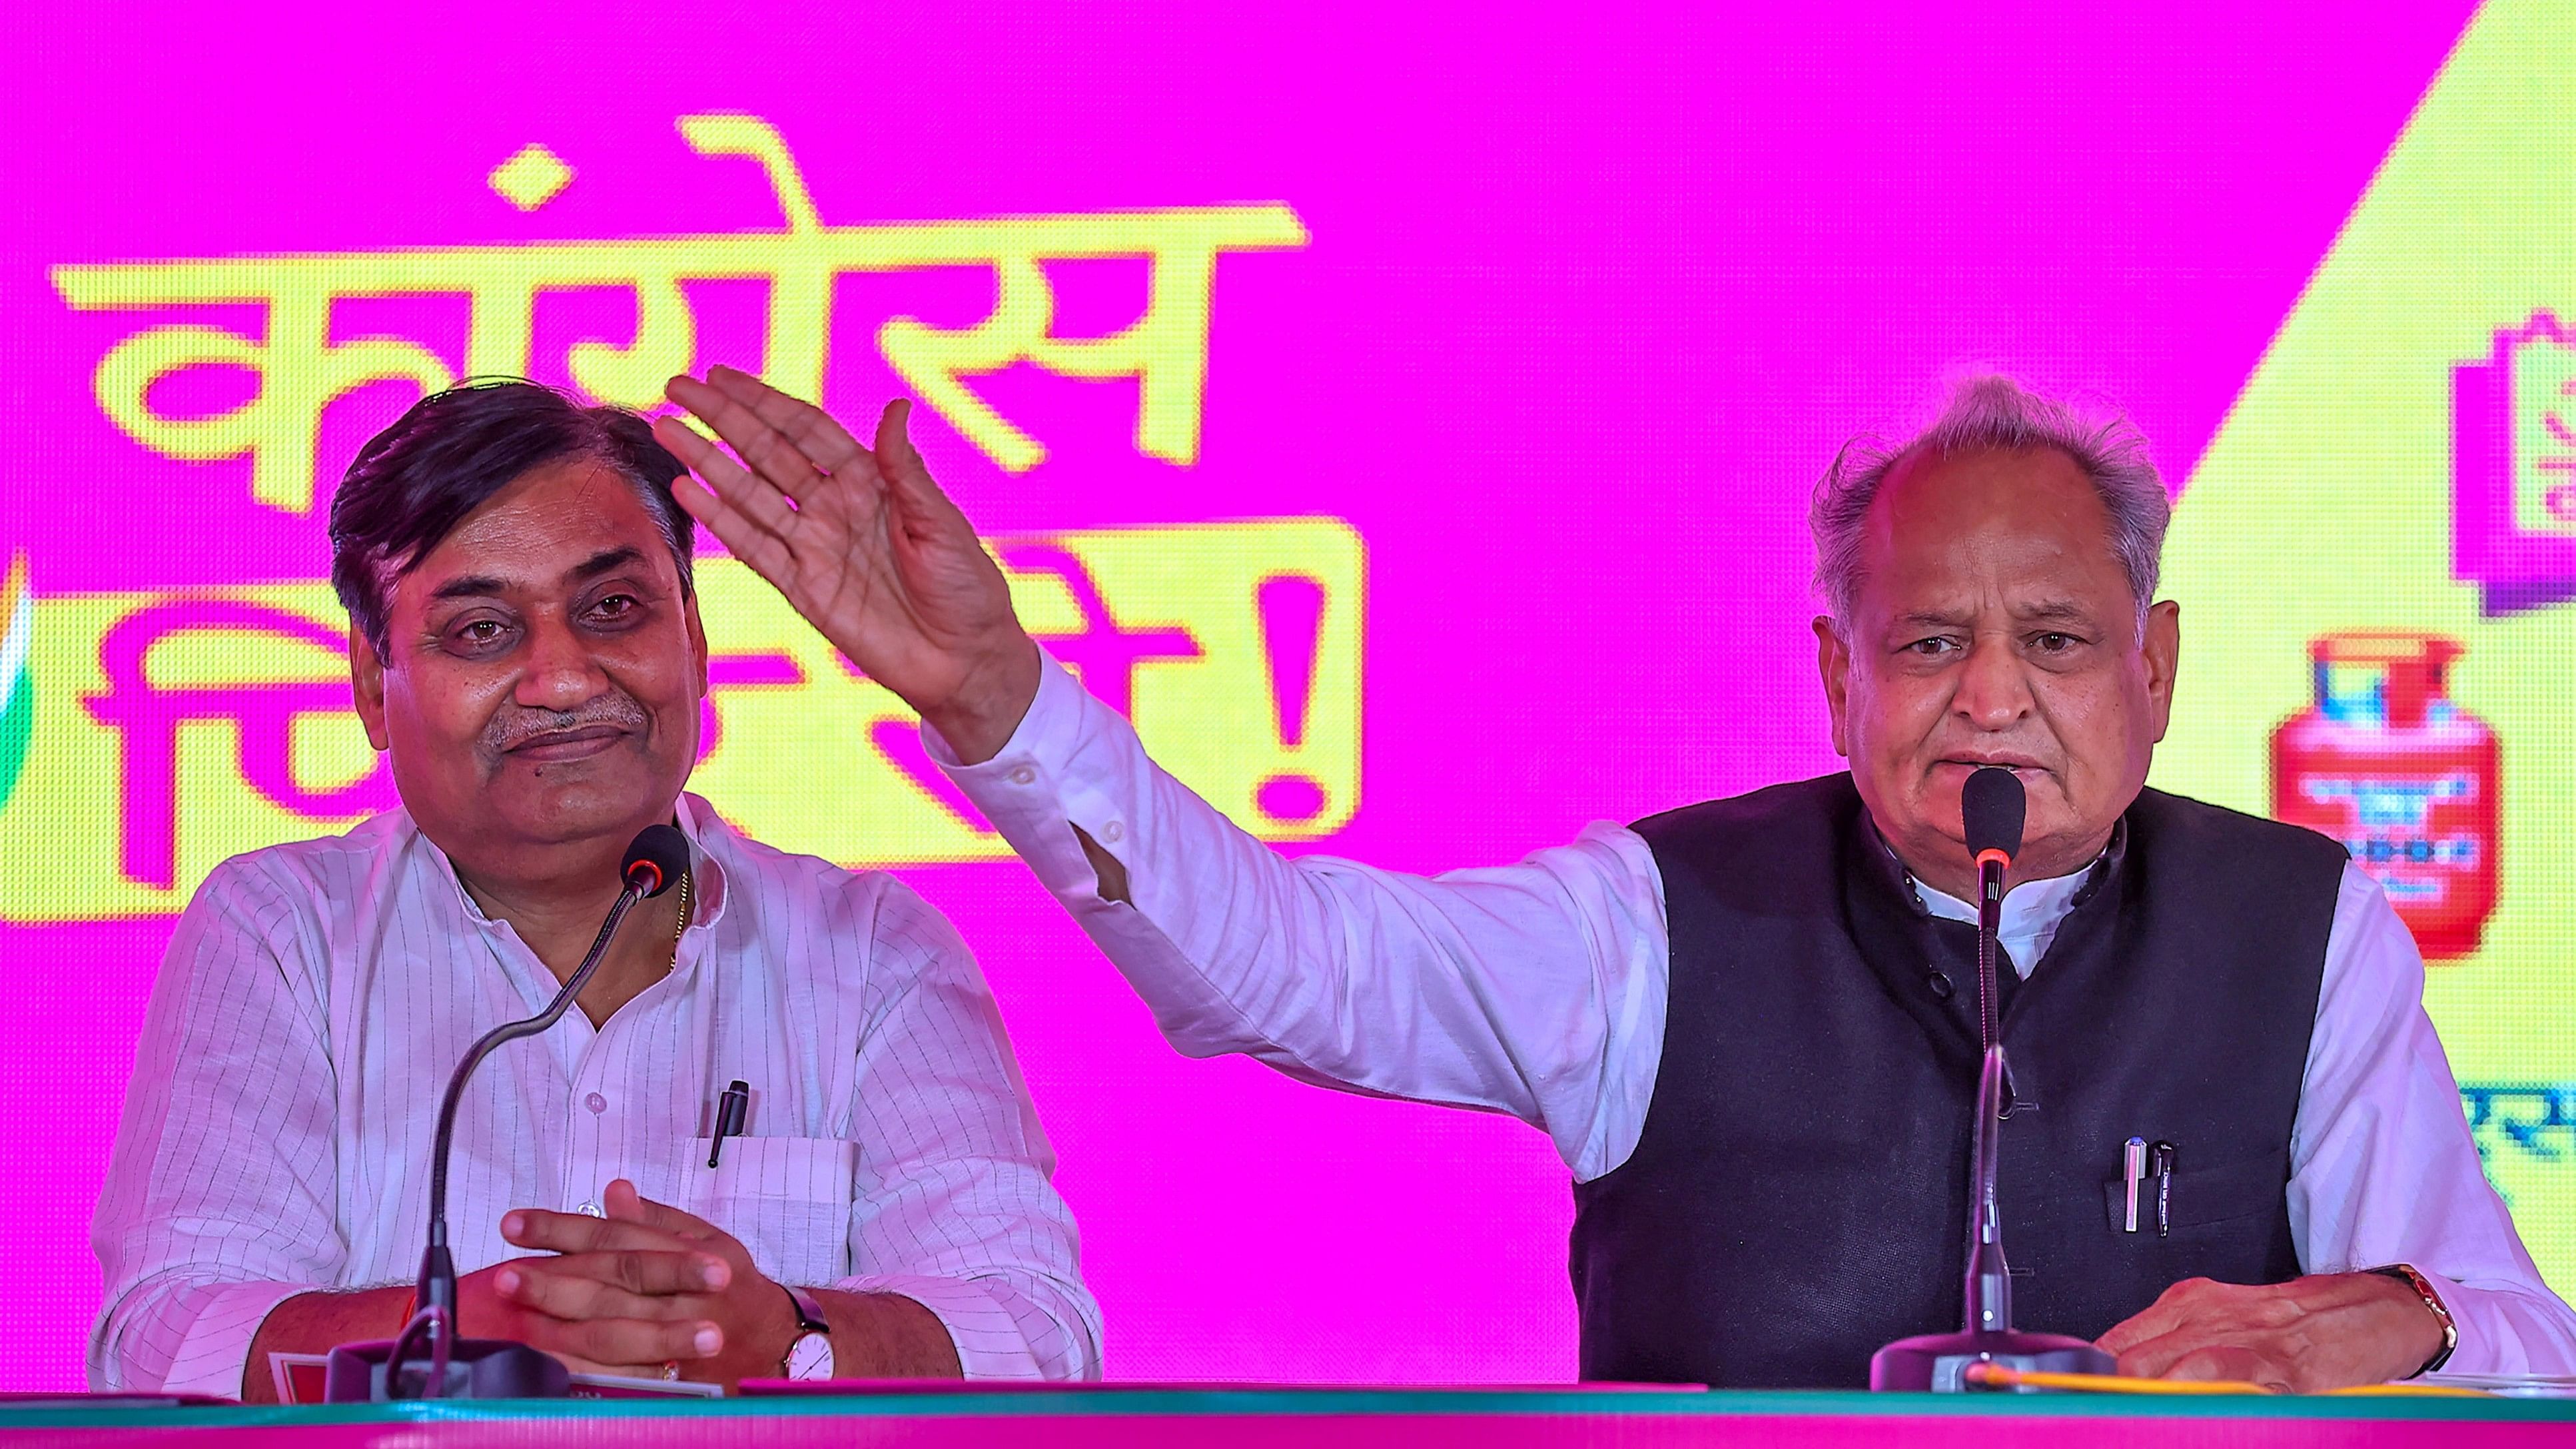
[
  {"xmin": 1962, "ymin": 766, "xmax": 2026, "ymax": 862},
  {"xmin": 623, "ymin": 823, "xmax": 691, "ymax": 897}
]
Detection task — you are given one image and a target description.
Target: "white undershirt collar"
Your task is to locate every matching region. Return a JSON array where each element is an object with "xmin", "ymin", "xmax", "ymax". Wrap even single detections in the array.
[{"xmin": 1913, "ymin": 867, "xmax": 2094, "ymax": 979}]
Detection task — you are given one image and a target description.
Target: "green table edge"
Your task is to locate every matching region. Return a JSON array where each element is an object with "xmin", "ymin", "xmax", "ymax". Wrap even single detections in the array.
[{"xmin": 5, "ymin": 1387, "xmax": 2576, "ymax": 1430}]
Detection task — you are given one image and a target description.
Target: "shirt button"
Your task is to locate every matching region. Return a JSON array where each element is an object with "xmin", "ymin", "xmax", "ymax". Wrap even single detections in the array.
[
  {"xmin": 1101, "ymin": 820, "xmax": 1125, "ymax": 843},
  {"xmin": 578, "ymin": 1201, "xmax": 602, "ymax": 1217},
  {"xmin": 584, "ymin": 1093, "xmax": 608, "ymax": 1115},
  {"xmin": 1009, "ymin": 765, "xmax": 1036, "ymax": 785}
]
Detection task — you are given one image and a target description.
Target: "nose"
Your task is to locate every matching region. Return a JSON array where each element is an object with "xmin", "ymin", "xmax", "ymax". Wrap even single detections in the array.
[
  {"xmin": 1952, "ymin": 632, "xmax": 2034, "ymax": 731},
  {"xmin": 513, "ymin": 616, "xmax": 610, "ymax": 713}
]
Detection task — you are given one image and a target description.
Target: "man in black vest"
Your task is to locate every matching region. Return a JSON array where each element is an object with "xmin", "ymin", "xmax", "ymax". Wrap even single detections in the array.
[{"xmin": 653, "ymin": 365, "xmax": 2576, "ymax": 1390}]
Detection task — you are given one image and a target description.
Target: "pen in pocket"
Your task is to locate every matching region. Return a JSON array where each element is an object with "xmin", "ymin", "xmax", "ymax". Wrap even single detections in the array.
[{"xmin": 709, "ymin": 1079, "xmax": 749, "ymax": 1167}]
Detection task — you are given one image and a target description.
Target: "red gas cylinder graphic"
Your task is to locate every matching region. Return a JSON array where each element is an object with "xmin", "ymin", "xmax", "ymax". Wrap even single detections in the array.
[{"xmin": 2270, "ymin": 632, "xmax": 2499, "ymax": 961}]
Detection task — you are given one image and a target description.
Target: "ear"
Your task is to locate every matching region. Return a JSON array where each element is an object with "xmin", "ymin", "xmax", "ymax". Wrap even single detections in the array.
[
  {"xmin": 349, "ymin": 626, "xmax": 391, "ymax": 752},
  {"xmin": 1814, "ymin": 615, "xmax": 1853, "ymax": 758},
  {"xmin": 683, "ymin": 588, "xmax": 709, "ymax": 700},
  {"xmin": 2140, "ymin": 599, "xmax": 2181, "ymax": 743}
]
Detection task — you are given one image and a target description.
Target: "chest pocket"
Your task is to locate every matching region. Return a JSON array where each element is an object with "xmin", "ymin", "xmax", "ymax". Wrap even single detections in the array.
[{"xmin": 682, "ymin": 1137, "xmax": 857, "ymax": 1290}]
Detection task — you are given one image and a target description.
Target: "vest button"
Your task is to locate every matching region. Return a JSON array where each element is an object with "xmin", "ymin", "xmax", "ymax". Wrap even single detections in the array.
[{"xmin": 1927, "ymin": 971, "xmax": 1955, "ymax": 999}]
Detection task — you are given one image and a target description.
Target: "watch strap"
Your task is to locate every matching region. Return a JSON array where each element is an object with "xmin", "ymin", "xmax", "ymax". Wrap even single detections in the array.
[
  {"xmin": 781, "ymin": 1282, "xmax": 833, "ymax": 1379},
  {"xmin": 783, "ymin": 1282, "xmax": 830, "ymax": 1335},
  {"xmin": 2363, "ymin": 1263, "xmax": 2458, "ymax": 1376}
]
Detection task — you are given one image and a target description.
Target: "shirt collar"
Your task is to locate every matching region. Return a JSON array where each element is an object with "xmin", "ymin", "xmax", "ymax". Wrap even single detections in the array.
[
  {"xmin": 401, "ymin": 791, "xmax": 735, "ymax": 937},
  {"xmin": 1913, "ymin": 864, "xmax": 2091, "ymax": 939},
  {"xmin": 1861, "ymin": 810, "xmax": 2126, "ymax": 967},
  {"xmin": 672, "ymin": 791, "xmax": 731, "ymax": 933}
]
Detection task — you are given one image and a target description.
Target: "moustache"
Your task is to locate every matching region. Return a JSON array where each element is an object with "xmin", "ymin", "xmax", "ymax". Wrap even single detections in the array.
[{"xmin": 483, "ymin": 692, "xmax": 652, "ymax": 754}]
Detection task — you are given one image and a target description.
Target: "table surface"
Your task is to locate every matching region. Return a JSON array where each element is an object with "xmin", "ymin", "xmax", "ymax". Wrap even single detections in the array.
[{"xmin": 4, "ymin": 1387, "xmax": 2576, "ymax": 1446}]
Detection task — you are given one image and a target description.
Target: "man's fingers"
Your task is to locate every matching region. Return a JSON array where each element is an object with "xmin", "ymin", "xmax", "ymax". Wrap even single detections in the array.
[
  {"xmin": 544, "ymin": 1352, "xmax": 638, "ymax": 1380},
  {"xmin": 705, "ymin": 363, "xmax": 873, "ymax": 478},
  {"xmin": 2113, "ymin": 1326, "xmax": 2286, "ymax": 1387},
  {"xmin": 502, "ymin": 1207, "xmax": 697, "ymax": 1256},
  {"xmin": 2161, "ymin": 1345, "xmax": 2289, "ymax": 1393},
  {"xmin": 650, "ymin": 413, "xmax": 805, "ymax": 580},
  {"xmin": 669, "ymin": 474, "xmax": 805, "ymax": 592},
  {"xmin": 651, "ymin": 409, "xmax": 805, "ymax": 544},
  {"xmin": 524, "ymin": 1313, "xmax": 724, "ymax": 1368},
  {"xmin": 2106, "ymin": 1324, "xmax": 2200, "ymax": 1381},
  {"xmin": 871, "ymin": 399, "xmax": 973, "ymax": 534},
  {"xmin": 665, "ymin": 374, "xmax": 836, "ymax": 510},
  {"xmin": 2095, "ymin": 1312, "xmax": 2166, "ymax": 1357},
  {"xmin": 663, "ymin": 470, "xmax": 790, "ymax": 579},
  {"xmin": 497, "ymin": 1261, "xmax": 651, "ymax": 1322},
  {"xmin": 604, "ymin": 1178, "xmax": 723, "ymax": 1242},
  {"xmin": 494, "ymin": 1254, "xmax": 727, "ymax": 1320},
  {"xmin": 2098, "ymin": 1278, "xmax": 2210, "ymax": 1357}
]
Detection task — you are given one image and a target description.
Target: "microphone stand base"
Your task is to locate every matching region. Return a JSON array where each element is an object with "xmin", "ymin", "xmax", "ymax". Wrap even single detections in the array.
[
  {"xmin": 322, "ymin": 1338, "xmax": 571, "ymax": 1401},
  {"xmin": 1869, "ymin": 1329, "xmax": 2116, "ymax": 1392}
]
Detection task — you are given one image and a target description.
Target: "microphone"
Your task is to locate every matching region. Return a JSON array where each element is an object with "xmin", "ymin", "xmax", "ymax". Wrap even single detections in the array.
[
  {"xmin": 1871, "ymin": 767, "xmax": 2114, "ymax": 1392},
  {"xmin": 325, "ymin": 824, "xmax": 692, "ymax": 1402},
  {"xmin": 1961, "ymin": 765, "xmax": 2025, "ymax": 1055}
]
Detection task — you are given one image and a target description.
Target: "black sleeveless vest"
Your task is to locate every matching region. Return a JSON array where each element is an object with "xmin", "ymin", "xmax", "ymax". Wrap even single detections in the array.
[{"xmin": 1567, "ymin": 773, "xmax": 2347, "ymax": 1388}]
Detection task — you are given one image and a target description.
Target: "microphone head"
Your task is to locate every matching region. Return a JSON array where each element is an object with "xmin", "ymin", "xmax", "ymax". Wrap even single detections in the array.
[
  {"xmin": 622, "ymin": 823, "xmax": 692, "ymax": 897},
  {"xmin": 1962, "ymin": 767, "xmax": 2027, "ymax": 864}
]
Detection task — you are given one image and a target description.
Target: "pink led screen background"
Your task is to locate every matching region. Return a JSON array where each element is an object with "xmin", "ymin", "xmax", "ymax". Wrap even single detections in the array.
[{"xmin": 10, "ymin": 0, "xmax": 2571, "ymax": 1392}]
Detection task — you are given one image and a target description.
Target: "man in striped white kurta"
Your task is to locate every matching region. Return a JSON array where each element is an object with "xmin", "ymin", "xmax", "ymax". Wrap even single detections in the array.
[{"xmin": 90, "ymin": 380, "xmax": 1099, "ymax": 1397}]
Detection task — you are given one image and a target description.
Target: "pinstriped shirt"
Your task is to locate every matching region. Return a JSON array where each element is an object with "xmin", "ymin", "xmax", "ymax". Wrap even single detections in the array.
[{"xmin": 89, "ymin": 793, "xmax": 1100, "ymax": 1394}]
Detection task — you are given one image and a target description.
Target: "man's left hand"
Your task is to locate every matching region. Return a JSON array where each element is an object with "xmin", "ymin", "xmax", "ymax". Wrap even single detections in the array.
[
  {"xmin": 500, "ymin": 1179, "xmax": 800, "ymax": 1387},
  {"xmin": 2098, "ymin": 1272, "xmax": 2445, "ymax": 1392}
]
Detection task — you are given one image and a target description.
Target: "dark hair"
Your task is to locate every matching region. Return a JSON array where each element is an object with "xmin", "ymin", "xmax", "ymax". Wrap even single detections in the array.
[{"xmin": 329, "ymin": 378, "xmax": 696, "ymax": 655}]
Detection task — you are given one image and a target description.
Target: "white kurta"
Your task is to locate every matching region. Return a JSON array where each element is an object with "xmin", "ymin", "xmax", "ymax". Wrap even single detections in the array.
[{"xmin": 91, "ymin": 793, "xmax": 1100, "ymax": 1393}]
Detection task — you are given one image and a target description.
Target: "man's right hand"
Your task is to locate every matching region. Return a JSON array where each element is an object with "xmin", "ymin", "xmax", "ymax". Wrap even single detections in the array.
[
  {"xmin": 654, "ymin": 367, "xmax": 1041, "ymax": 763},
  {"xmin": 456, "ymin": 1206, "xmax": 737, "ymax": 1376}
]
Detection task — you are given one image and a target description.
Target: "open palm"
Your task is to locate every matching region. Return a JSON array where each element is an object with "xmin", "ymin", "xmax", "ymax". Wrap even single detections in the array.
[{"xmin": 654, "ymin": 367, "xmax": 1040, "ymax": 761}]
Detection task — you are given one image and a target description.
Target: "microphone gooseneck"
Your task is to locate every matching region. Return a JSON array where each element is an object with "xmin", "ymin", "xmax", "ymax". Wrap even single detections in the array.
[
  {"xmin": 1870, "ymin": 768, "xmax": 2107, "ymax": 1391},
  {"xmin": 389, "ymin": 823, "xmax": 691, "ymax": 1399},
  {"xmin": 1955, "ymin": 767, "xmax": 2026, "ymax": 1338}
]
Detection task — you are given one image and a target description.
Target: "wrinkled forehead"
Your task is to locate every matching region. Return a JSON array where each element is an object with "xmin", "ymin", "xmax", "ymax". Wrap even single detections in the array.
[
  {"xmin": 385, "ymin": 459, "xmax": 681, "ymax": 608},
  {"xmin": 1856, "ymin": 444, "xmax": 2133, "ymax": 616}
]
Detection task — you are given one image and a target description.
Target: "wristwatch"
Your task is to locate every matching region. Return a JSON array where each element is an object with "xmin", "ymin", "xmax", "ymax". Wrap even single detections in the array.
[
  {"xmin": 2363, "ymin": 1262, "xmax": 2458, "ymax": 1376},
  {"xmin": 781, "ymin": 1283, "xmax": 834, "ymax": 1380}
]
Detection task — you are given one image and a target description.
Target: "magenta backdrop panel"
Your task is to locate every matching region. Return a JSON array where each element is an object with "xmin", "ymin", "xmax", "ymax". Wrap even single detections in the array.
[{"xmin": 0, "ymin": 0, "xmax": 2480, "ymax": 1391}]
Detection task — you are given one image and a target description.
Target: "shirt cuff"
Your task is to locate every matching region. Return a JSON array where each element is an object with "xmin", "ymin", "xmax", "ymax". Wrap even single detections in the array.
[
  {"xmin": 921, "ymin": 646, "xmax": 1085, "ymax": 779},
  {"xmin": 99, "ymin": 1278, "xmax": 320, "ymax": 1396},
  {"xmin": 2423, "ymin": 1275, "xmax": 2576, "ymax": 1378},
  {"xmin": 835, "ymin": 1274, "xmax": 1056, "ymax": 1380},
  {"xmin": 925, "ymin": 650, "xmax": 1128, "ymax": 902}
]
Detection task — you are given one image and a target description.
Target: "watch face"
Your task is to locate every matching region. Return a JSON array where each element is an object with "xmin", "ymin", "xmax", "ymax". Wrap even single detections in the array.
[{"xmin": 786, "ymin": 1331, "xmax": 835, "ymax": 1381}]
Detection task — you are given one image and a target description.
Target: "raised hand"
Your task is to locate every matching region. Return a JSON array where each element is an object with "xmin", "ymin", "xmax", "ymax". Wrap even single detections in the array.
[{"xmin": 655, "ymin": 366, "xmax": 1041, "ymax": 762}]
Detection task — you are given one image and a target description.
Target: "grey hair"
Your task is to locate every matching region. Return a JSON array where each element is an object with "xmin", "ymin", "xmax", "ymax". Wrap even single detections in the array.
[{"xmin": 1810, "ymin": 375, "xmax": 2170, "ymax": 639}]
